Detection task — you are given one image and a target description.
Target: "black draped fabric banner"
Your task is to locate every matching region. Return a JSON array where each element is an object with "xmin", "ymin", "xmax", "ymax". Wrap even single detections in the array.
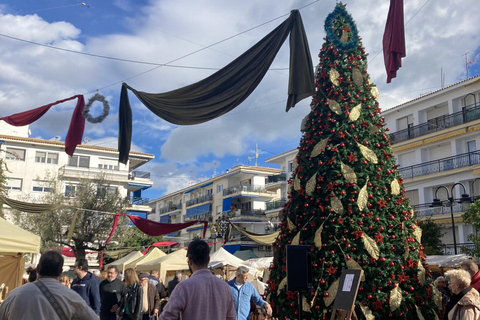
[{"xmin": 118, "ymin": 10, "xmax": 314, "ymax": 164}]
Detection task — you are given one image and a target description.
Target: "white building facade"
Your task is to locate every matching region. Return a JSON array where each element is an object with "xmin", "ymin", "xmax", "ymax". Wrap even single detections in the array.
[
  {"xmin": 0, "ymin": 123, "xmax": 155, "ymax": 217},
  {"xmin": 148, "ymin": 165, "xmax": 280, "ymax": 256}
]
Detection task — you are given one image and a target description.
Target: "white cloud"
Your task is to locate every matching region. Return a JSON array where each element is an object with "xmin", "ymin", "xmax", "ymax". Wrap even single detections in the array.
[{"xmin": 1, "ymin": 0, "xmax": 479, "ymax": 197}]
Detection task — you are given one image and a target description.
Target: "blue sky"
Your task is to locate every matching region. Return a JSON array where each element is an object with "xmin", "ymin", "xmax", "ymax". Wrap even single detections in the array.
[{"xmin": 0, "ymin": 0, "xmax": 479, "ymax": 200}]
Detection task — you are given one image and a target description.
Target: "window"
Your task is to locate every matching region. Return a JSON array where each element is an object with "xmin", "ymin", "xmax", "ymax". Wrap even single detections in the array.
[
  {"xmin": 65, "ymin": 185, "xmax": 83, "ymax": 197},
  {"xmin": 98, "ymin": 159, "xmax": 119, "ymax": 170},
  {"xmin": 6, "ymin": 178, "xmax": 22, "ymax": 190},
  {"xmin": 33, "ymin": 186, "xmax": 51, "ymax": 192},
  {"xmin": 68, "ymin": 155, "xmax": 90, "ymax": 168},
  {"xmin": 5, "ymin": 148, "xmax": 25, "ymax": 161},
  {"xmin": 216, "ymin": 184, "xmax": 223, "ymax": 193},
  {"xmin": 216, "ymin": 205, "xmax": 222, "ymax": 214},
  {"xmin": 35, "ymin": 151, "xmax": 59, "ymax": 164},
  {"xmin": 397, "ymin": 115, "xmax": 413, "ymax": 131},
  {"xmin": 288, "ymin": 161, "xmax": 294, "ymax": 173},
  {"xmin": 97, "ymin": 187, "xmax": 117, "ymax": 198}
]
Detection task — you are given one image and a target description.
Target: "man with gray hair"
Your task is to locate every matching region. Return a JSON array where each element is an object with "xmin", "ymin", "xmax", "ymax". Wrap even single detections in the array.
[
  {"xmin": 461, "ymin": 260, "xmax": 480, "ymax": 291},
  {"xmin": 167, "ymin": 271, "xmax": 182, "ymax": 297},
  {"xmin": 227, "ymin": 266, "xmax": 272, "ymax": 320}
]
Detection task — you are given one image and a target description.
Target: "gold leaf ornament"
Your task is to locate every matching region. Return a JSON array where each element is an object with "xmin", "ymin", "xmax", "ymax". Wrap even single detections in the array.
[
  {"xmin": 371, "ymin": 86, "xmax": 379, "ymax": 100},
  {"xmin": 292, "ymin": 231, "xmax": 300, "ymax": 245},
  {"xmin": 277, "ymin": 277, "xmax": 287, "ymax": 295},
  {"xmin": 314, "ymin": 222, "xmax": 324, "ymax": 248},
  {"xmin": 357, "ymin": 143, "xmax": 378, "ymax": 164},
  {"xmin": 362, "ymin": 233, "xmax": 380, "ymax": 260},
  {"xmin": 341, "ymin": 162, "xmax": 357, "ymax": 184},
  {"xmin": 340, "ymin": 29, "xmax": 349, "ymax": 43},
  {"xmin": 327, "ymin": 98, "xmax": 342, "ymax": 115},
  {"xmin": 390, "ymin": 286, "xmax": 402, "ymax": 311},
  {"xmin": 432, "ymin": 286, "xmax": 442, "ymax": 309},
  {"xmin": 403, "ymin": 239, "xmax": 410, "ymax": 260},
  {"xmin": 329, "ymin": 69, "xmax": 340, "ymax": 86},
  {"xmin": 414, "ymin": 226, "xmax": 423, "ymax": 243},
  {"xmin": 359, "ymin": 304, "xmax": 375, "ymax": 320},
  {"xmin": 294, "ymin": 175, "xmax": 301, "ymax": 191},
  {"xmin": 357, "ymin": 181, "xmax": 369, "ymax": 212},
  {"xmin": 302, "ymin": 296, "xmax": 311, "ymax": 312},
  {"xmin": 369, "ymin": 123, "xmax": 379, "ymax": 134},
  {"xmin": 311, "ymin": 138, "xmax": 329, "ymax": 157},
  {"xmin": 331, "ymin": 194, "xmax": 344, "ymax": 214},
  {"xmin": 418, "ymin": 260, "xmax": 426, "ymax": 285},
  {"xmin": 415, "ymin": 305, "xmax": 426, "ymax": 320},
  {"xmin": 287, "ymin": 218, "xmax": 295, "ymax": 231},
  {"xmin": 348, "ymin": 104, "xmax": 362, "ymax": 122},
  {"xmin": 346, "ymin": 259, "xmax": 365, "ymax": 281},
  {"xmin": 352, "ymin": 68, "xmax": 364, "ymax": 87},
  {"xmin": 306, "ymin": 173, "xmax": 317, "ymax": 196},
  {"xmin": 323, "ymin": 278, "xmax": 340, "ymax": 307},
  {"xmin": 391, "ymin": 179, "xmax": 401, "ymax": 195}
]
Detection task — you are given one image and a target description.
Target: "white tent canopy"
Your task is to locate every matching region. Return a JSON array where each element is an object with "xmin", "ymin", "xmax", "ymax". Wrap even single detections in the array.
[
  {"xmin": 210, "ymin": 247, "xmax": 259, "ymax": 279},
  {"xmin": 426, "ymin": 254, "xmax": 475, "ymax": 269},
  {"xmin": 0, "ymin": 217, "xmax": 40, "ymax": 255},
  {"xmin": 0, "ymin": 218, "xmax": 41, "ymax": 295},
  {"xmin": 136, "ymin": 248, "xmax": 189, "ymax": 283},
  {"xmin": 105, "ymin": 250, "xmax": 143, "ymax": 272},
  {"xmin": 124, "ymin": 247, "xmax": 166, "ymax": 270}
]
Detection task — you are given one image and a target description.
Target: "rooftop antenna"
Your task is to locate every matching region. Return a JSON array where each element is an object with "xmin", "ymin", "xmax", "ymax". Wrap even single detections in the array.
[
  {"xmin": 440, "ymin": 67, "xmax": 445, "ymax": 89},
  {"xmin": 212, "ymin": 161, "xmax": 218, "ymax": 178},
  {"xmin": 255, "ymin": 143, "xmax": 258, "ymax": 167},
  {"xmin": 463, "ymin": 52, "xmax": 477, "ymax": 79},
  {"xmin": 83, "ymin": 137, "xmax": 91, "ymax": 144}
]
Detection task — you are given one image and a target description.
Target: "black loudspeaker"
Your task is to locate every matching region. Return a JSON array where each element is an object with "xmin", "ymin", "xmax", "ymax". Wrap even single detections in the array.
[{"xmin": 286, "ymin": 245, "xmax": 313, "ymax": 291}]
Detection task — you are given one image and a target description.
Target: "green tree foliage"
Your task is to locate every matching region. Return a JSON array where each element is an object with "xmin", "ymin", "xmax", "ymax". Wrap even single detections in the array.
[
  {"xmin": 417, "ymin": 217, "xmax": 444, "ymax": 255},
  {"xmin": 462, "ymin": 200, "xmax": 480, "ymax": 258},
  {"xmin": 12, "ymin": 174, "xmax": 128, "ymax": 259},
  {"xmin": 266, "ymin": 4, "xmax": 437, "ymax": 319}
]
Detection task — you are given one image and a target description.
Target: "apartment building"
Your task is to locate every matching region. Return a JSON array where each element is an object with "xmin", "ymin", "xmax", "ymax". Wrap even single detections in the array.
[
  {"xmin": 0, "ymin": 123, "xmax": 155, "ymax": 218},
  {"xmin": 382, "ymin": 75, "xmax": 480, "ymax": 254},
  {"xmin": 148, "ymin": 165, "xmax": 280, "ymax": 256}
]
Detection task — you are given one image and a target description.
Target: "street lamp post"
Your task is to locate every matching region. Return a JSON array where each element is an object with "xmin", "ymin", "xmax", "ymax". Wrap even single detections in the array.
[{"xmin": 431, "ymin": 183, "xmax": 471, "ymax": 254}]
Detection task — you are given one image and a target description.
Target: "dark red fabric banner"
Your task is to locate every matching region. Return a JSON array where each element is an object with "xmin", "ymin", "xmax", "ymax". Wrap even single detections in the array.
[
  {"xmin": 383, "ymin": 0, "xmax": 406, "ymax": 83},
  {"xmin": 127, "ymin": 214, "xmax": 208, "ymax": 238},
  {"xmin": 0, "ymin": 95, "xmax": 86, "ymax": 155},
  {"xmin": 105, "ymin": 213, "xmax": 120, "ymax": 244}
]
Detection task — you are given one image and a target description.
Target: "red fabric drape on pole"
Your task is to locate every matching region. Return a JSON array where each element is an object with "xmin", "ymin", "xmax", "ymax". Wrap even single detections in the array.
[
  {"xmin": 383, "ymin": 0, "xmax": 406, "ymax": 83},
  {"xmin": 106, "ymin": 213, "xmax": 209, "ymax": 241},
  {"xmin": 0, "ymin": 95, "xmax": 85, "ymax": 155}
]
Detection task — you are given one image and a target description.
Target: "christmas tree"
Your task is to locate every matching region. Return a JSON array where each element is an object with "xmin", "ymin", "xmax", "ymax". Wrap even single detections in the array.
[{"xmin": 266, "ymin": 4, "xmax": 439, "ymax": 320}]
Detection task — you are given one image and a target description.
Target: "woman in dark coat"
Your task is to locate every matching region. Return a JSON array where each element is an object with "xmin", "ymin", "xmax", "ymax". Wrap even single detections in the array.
[{"xmin": 118, "ymin": 268, "xmax": 143, "ymax": 320}]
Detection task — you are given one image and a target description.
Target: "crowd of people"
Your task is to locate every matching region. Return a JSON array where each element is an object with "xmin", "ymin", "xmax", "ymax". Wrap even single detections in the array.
[
  {"xmin": 0, "ymin": 239, "xmax": 272, "ymax": 320},
  {"xmin": 434, "ymin": 260, "xmax": 480, "ymax": 320}
]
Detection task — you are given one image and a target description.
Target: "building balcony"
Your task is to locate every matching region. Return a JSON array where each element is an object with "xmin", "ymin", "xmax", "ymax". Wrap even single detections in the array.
[
  {"xmin": 158, "ymin": 202, "xmax": 182, "ymax": 214},
  {"xmin": 59, "ymin": 165, "xmax": 129, "ymax": 181},
  {"xmin": 266, "ymin": 199, "xmax": 288, "ymax": 211},
  {"xmin": 398, "ymin": 151, "xmax": 480, "ymax": 180},
  {"xmin": 389, "ymin": 103, "xmax": 480, "ymax": 144},
  {"xmin": 186, "ymin": 194, "xmax": 213, "ymax": 207},
  {"xmin": 412, "ymin": 201, "xmax": 468, "ymax": 218},
  {"xmin": 441, "ymin": 243, "xmax": 474, "ymax": 255},
  {"xmin": 265, "ymin": 172, "xmax": 287, "ymax": 185},
  {"xmin": 223, "ymin": 185, "xmax": 276, "ymax": 201}
]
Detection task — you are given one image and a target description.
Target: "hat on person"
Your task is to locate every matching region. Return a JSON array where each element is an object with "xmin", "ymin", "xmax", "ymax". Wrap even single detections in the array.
[{"xmin": 138, "ymin": 273, "xmax": 149, "ymax": 279}]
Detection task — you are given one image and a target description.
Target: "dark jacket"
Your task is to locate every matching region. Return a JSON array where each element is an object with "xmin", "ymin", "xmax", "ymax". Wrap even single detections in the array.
[
  {"xmin": 118, "ymin": 283, "xmax": 143, "ymax": 320},
  {"xmin": 167, "ymin": 278, "xmax": 180, "ymax": 297},
  {"xmin": 71, "ymin": 272, "xmax": 101, "ymax": 315},
  {"xmin": 148, "ymin": 275, "xmax": 167, "ymax": 298},
  {"xmin": 142, "ymin": 283, "xmax": 161, "ymax": 317},
  {"xmin": 100, "ymin": 277, "xmax": 126, "ymax": 316}
]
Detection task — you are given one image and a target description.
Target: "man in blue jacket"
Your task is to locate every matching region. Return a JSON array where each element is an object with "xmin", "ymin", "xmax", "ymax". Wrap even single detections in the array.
[
  {"xmin": 227, "ymin": 266, "xmax": 272, "ymax": 320},
  {"xmin": 71, "ymin": 257, "xmax": 101, "ymax": 315}
]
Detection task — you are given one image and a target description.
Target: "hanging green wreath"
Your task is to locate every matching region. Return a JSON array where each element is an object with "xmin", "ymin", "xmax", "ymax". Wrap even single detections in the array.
[
  {"xmin": 82, "ymin": 93, "xmax": 110, "ymax": 123},
  {"xmin": 324, "ymin": 3, "xmax": 358, "ymax": 51}
]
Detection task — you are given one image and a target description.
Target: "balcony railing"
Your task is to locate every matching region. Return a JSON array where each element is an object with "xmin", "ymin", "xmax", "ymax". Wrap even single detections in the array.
[
  {"xmin": 398, "ymin": 151, "xmax": 480, "ymax": 179},
  {"xmin": 228, "ymin": 209, "xmax": 266, "ymax": 217},
  {"xmin": 266, "ymin": 199, "xmax": 288, "ymax": 211},
  {"xmin": 59, "ymin": 165, "xmax": 128, "ymax": 181},
  {"xmin": 186, "ymin": 194, "xmax": 213, "ymax": 207},
  {"xmin": 158, "ymin": 202, "xmax": 182, "ymax": 214},
  {"xmin": 131, "ymin": 171, "xmax": 151, "ymax": 179},
  {"xmin": 389, "ymin": 103, "xmax": 480, "ymax": 144},
  {"xmin": 441, "ymin": 243, "xmax": 474, "ymax": 255},
  {"xmin": 223, "ymin": 185, "xmax": 274, "ymax": 196},
  {"xmin": 266, "ymin": 172, "xmax": 287, "ymax": 184},
  {"xmin": 412, "ymin": 201, "xmax": 467, "ymax": 217},
  {"xmin": 130, "ymin": 196, "xmax": 150, "ymax": 205}
]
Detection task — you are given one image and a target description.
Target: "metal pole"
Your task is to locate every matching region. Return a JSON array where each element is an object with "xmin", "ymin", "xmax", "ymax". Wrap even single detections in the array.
[{"xmin": 450, "ymin": 198, "xmax": 457, "ymax": 254}]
